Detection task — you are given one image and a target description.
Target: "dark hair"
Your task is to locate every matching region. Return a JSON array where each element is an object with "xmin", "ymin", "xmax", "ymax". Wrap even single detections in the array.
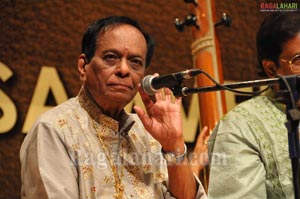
[
  {"xmin": 81, "ymin": 16, "xmax": 155, "ymax": 67},
  {"xmin": 257, "ymin": 12, "xmax": 300, "ymax": 77}
]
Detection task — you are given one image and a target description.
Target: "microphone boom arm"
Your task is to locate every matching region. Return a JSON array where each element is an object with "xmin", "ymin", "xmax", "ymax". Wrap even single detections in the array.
[{"xmin": 172, "ymin": 75, "xmax": 299, "ymax": 97}]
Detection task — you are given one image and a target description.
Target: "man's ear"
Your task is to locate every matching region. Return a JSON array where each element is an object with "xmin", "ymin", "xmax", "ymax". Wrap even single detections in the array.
[
  {"xmin": 78, "ymin": 54, "xmax": 87, "ymax": 81},
  {"xmin": 262, "ymin": 59, "xmax": 277, "ymax": 78}
]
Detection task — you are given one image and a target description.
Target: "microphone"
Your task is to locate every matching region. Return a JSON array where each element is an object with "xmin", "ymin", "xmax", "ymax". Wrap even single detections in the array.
[{"xmin": 141, "ymin": 69, "xmax": 201, "ymax": 95}]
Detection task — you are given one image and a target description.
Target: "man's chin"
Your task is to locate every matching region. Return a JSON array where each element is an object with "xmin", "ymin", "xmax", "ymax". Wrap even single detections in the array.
[{"xmin": 107, "ymin": 93, "xmax": 135, "ymax": 103}]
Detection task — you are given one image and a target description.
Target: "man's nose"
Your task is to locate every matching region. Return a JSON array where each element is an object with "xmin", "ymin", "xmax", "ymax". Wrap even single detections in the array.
[{"xmin": 116, "ymin": 59, "xmax": 130, "ymax": 77}]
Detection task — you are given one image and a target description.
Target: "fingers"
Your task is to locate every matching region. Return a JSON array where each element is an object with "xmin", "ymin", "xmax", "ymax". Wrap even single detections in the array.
[
  {"xmin": 191, "ymin": 126, "xmax": 210, "ymax": 175},
  {"xmin": 197, "ymin": 126, "xmax": 209, "ymax": 143},
  {"xmin": 174, "ymin": 96, "xmax": 182, "ymax": 105},
  {"xmin": 133, "ymin": 105, "xmax": 144, "ymax": 117},
  {"xmin": 202, "ymin": 126, "xmax": 211, "ymax": 145},
  {"xmin": 155, "ymin": 89, "xmax": 163, "ymax": 101},
  {"xmin": 164, "ymin": 87, "xmax": 172, "ymax": 102},
  {"xmin": 138, "ymin": 84, "xmax": 154, "ymax": 106},
  {"xmin": 193, "ymin": 126, "xmax": 210, "ymax": 154},
  {"xmin": 134, "ymin": 105, "xmax": 150, "ymax": 128}
]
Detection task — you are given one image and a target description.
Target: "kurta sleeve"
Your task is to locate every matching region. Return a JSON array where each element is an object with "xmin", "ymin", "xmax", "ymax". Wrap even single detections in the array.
[
  {"xmin": 20, "ymin": 121, "xmax": 79, "ymax": 199},
  {"xmin": 160, "ymin": 174, "xmax": 207, "ymax": 199},
  {"xmin": 207, "ymin": 116, "xmax": 267, "ymax": 199},
  {"xmin": 193, "ymin": 173, "xmax": 208, "ymax": 199}
]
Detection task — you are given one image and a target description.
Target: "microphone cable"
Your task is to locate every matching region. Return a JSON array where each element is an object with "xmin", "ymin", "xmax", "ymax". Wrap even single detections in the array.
[{"xmin": 196, "ymin": 69, "xmax": 271, "ymax": 96}]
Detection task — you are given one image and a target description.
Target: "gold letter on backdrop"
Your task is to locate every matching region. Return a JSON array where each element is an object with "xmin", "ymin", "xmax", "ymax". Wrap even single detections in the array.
[
  {"xmin": 22, "ymin": 66, "xmax": 68, "ymax": 133},
  {"xmin": 0, "ymin": 62, "xmax": 17, "ymax": 133}
]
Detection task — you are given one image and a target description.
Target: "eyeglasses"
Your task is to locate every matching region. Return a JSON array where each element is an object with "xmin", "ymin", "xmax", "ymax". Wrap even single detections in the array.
[{"xmin": 281, "ymin": 54, "xmax": 300, "ymax": 72}]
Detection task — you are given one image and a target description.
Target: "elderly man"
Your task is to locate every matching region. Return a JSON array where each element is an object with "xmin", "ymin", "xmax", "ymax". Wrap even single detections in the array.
[{"xmin": 20, "ymin": 16, "xmax": 207, "ymax": 199}]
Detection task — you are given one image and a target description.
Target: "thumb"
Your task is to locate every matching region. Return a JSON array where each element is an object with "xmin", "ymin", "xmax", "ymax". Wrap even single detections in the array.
[{"xmin": 134, "ymin": 105, "xmax": 151, "ymax": 129}]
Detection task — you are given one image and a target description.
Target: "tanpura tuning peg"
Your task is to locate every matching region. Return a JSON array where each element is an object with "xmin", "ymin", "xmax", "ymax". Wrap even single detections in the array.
[
  {"xmin": 174, "ymin": 14, "xmax": 200, "ymax": 32},
  {"xmin": 184, "ymin": 0, "xmax": 198, "ymax": 6},
  {"xmin": 214, "ymin": 13, "xmax": 232, "ymax": 28}
]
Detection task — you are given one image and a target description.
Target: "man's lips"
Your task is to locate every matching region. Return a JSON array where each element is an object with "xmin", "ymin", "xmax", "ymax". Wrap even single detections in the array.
[{"xmin": 107, "ymin": 83, "xmax": 133, "ymax": 90}]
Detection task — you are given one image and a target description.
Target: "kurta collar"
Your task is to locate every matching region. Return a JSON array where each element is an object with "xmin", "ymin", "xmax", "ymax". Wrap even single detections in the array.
[
  {"xmin": 77, "ymin": 86, "xmax": 135, "ymax": 135},
  {"xmin": 265, "ymin": 88, "xmax": 286, "ymax": 113}
]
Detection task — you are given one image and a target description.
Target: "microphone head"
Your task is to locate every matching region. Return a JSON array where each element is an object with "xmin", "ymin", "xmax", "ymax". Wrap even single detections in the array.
[{"xmin": 141, "ymin": 75, "xmax": 157, "ymax": 95}]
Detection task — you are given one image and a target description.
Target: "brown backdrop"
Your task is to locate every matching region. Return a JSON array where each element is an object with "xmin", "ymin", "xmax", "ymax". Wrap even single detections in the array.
[{"xmin": 0, "ymin": 0, "xmax": 284, "ymax": 198}]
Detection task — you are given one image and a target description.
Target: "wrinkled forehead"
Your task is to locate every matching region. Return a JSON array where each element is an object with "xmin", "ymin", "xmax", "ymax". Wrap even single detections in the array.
[
  {"xmin": 98, "ymin": 23, "xmax": 145, "ymax": 41},
  {"xmin": 96, "ymin": 24, "xmax": 147, "ymax": 54}
]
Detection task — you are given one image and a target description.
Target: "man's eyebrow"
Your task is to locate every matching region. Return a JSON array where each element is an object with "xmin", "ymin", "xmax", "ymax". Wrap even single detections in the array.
[
  {"xmin": 101, "ymin": 49, "xmax": 121, "ymax": 55},
  {"xmin": 128, "ymin": 54, "xmax": 144, "ymax": 58}
]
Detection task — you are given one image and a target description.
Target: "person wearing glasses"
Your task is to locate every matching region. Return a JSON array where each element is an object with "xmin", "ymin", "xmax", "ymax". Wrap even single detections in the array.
[{"xmin": 207, "ymin": 12, "xmax": 300, "ymax": 199}]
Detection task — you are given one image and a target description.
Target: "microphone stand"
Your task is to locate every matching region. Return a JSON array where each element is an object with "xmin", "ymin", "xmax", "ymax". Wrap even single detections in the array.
[
  {"xmin": 280, "ymin": 76, "xmax": 300, "ymax": 199},
  {"xmin": 172, "ymin": 75, "xmax": 300, "ymax": 199}
]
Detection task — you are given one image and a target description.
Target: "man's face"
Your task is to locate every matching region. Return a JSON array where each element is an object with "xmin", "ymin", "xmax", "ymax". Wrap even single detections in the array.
[
  {"xmin": 275, "ymin": 33, "xmax": 300, "ymax": 107},
  {"xmin": 82, "ymin": 24, "xmax": 147, "ymax": 109},
  {"xmin": 276, "ymin": 33, "xmax": 300, "ymax": 76}
]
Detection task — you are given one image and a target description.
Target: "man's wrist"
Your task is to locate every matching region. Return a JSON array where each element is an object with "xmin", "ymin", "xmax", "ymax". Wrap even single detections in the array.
[{"xmin": 161, "ymin": 144, "xmax": 187, "ymax": 164}]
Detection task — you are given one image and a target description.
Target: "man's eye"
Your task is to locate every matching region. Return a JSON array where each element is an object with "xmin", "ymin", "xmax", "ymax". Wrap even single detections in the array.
[
  {"xmin": 132, "ymin": 59, "xmax": 142, "ymax": 65},
  {"xmin": 293, "ymin": 55, "xmax": 300, "ymax": 65},
  {"xmin": 103, "ymin": 54, "xmax": 118, "ymax": 60},
  {"xmin": 130, "ymin": 59, "xmax": 144, "ymax": 68},
  {"xmin": 103, "ymin": 54, "xmax": 120, "ymax": 65}
]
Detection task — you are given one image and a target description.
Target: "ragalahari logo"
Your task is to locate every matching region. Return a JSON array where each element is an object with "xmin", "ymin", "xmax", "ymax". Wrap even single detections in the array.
[{"xmin": 260, "ymin": 2, "xmax": 298, "ymax": 12}]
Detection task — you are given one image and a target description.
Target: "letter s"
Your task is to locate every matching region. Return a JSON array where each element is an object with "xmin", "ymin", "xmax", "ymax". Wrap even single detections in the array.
[{"xmin": 0, "ymin": 62, "xmax": 17, "ymax": 133}]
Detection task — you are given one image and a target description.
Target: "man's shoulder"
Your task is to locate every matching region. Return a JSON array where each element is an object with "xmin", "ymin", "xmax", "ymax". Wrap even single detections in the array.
[
  {"xmin": 226, "ymin": 95, "xmax": 272, "ymax": 116},
  {"xmin": 213, "ymin": 95, "xmax": 276, "ymax": 133},
  {"xmin": 35, "ymin": 97, "xmax": 78, "ymax": 124}
]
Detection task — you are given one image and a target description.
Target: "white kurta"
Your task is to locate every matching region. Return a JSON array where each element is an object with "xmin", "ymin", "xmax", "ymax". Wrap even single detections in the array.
[{"xmin": 20, "ymin": 87, "xmax": 207, "ymax": 199}]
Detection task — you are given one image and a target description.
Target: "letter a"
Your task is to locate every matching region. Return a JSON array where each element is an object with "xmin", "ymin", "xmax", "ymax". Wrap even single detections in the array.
[{"xmin": 22, "ymin": 66, "xmax": 68, "ymax": 133}]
